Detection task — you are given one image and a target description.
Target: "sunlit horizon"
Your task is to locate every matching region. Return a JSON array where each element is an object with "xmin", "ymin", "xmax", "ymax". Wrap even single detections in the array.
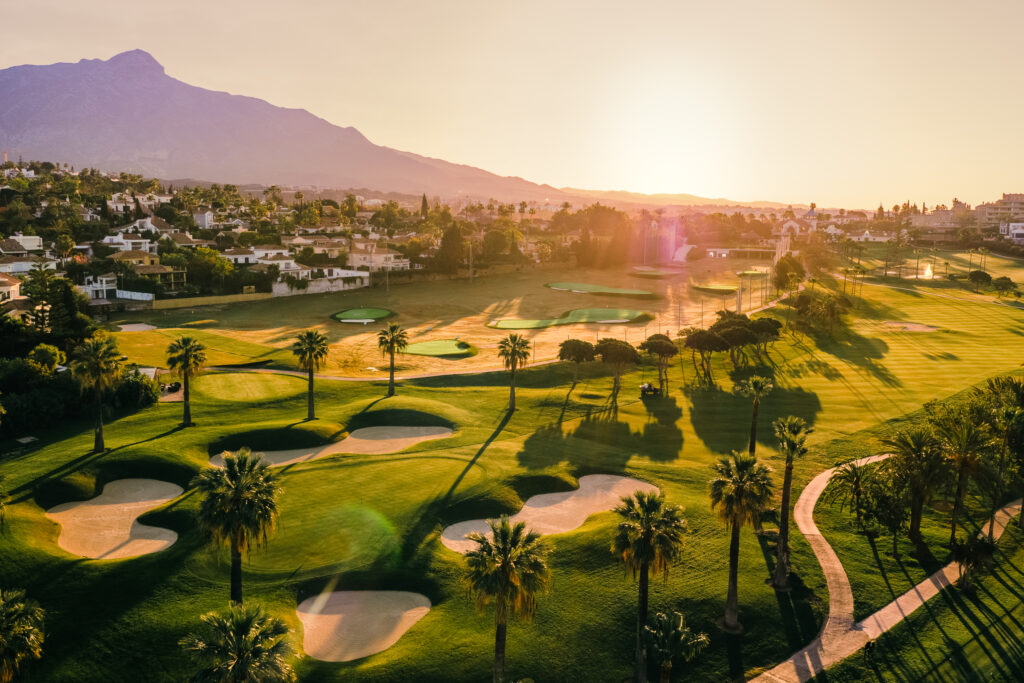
[{"xmin": 5, "ymin": 0, "xmax": 1024, "ymax": 208}]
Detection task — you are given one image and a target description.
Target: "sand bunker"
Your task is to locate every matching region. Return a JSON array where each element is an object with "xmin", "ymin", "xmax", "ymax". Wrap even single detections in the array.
[
  {"xmin": 297, "ymin": 591, "xmax": 430, "ymax": 662},
  {"xmin": 211, "ymin": 426, "xmax": 454, "ymax": 467},
  {"xmin": 118, "ymin": 323, "xmax": 157, "ymax": 331},
  {"xmin": 441, "ymin": 474, "xmax": 659, "ymax": 553},
  {"xmin": 598, "ymin": 319, "xmax": 630, "ymax": 323},
  {"xmin": 883, "ymin": 321, "xmax": 938, "ymax": 332},
  {"xmin": 45, "ymin": 479, "xmax": 182, "ymax": 559}
]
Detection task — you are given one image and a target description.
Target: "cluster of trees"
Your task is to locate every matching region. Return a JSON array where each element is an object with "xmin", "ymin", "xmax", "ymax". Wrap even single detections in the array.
[
  {"xmin": 825, "ymin": 375, "xmax": 1024, "ymax": 591},
  {"xmin": 681, "ymin": 312, "xmax": 783, "ymax": 383}
]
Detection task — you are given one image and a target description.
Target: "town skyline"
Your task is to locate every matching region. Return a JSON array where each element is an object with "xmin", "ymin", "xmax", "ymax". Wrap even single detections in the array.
[{"xmin": 5, "ymin": 1, "xmax": 1024, "ymax": 208}]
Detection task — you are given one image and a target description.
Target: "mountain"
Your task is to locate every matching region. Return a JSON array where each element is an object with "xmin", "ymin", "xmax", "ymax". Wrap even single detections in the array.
[
  {"xmin": 560, "ymin": 187, "xmax": 801, "ymax": 210},
  {"xmin": 0, "ymin": 49, "xmax": 569, "ymax": 201}
]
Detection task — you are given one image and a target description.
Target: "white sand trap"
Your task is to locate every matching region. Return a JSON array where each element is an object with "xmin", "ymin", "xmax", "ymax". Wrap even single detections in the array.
[
  {"xmin": 45, "ymin": 479, "xmax": 182, "ymax": 559},
  {"xmin": 883, "ymin": 321, "xmax": 938, "ymax": 332},
  {"xmin": 598, "ymin": 318, "xmax": 630, "ymax": 324},
  {"xmin": 211, "ymin": 426, "xmax": 454, "ymax": 467},
  {"xmin": 118, "ymin": 323, "xmax": 156, "ymax": 331},
  {"xmin": 297, "ymin": 591, "xmax": 430, "ymax": 662},
  {"xmin": 339, "ymin": 318, "xmax": 376, "ymax": 324},
  {"xmin": 441, "ymin": 474, "xmax": 659, "ymax": 553}
]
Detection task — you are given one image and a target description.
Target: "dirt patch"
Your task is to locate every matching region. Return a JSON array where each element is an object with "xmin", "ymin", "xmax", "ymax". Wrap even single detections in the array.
[
  {"xmin": 296, "ymin": 591, "xmax": 430, "ymax": 662},
  {"xmin": 210, "ymin": 426, "xmax": 454, "ymax": 467},
  {"xmin": 441, "ymin": 474, "xmax": 659, "ymax": 553},
  {"xmin": 44, "ymin": 479, "xmax": 182, "ymax": 559}
]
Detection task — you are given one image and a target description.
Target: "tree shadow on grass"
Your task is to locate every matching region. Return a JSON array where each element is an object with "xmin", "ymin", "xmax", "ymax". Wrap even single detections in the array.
[{"xmin": 684, "ymin": 384, "xmax": 822, "ymax": 454}]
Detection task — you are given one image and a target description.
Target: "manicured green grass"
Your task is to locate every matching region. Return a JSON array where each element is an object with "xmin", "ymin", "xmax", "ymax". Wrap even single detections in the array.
[
  {"xmin": 8, "ymin": 276, "xmax": 1024, "ymax": 681},
  {"xmin": 402, "ymin": 339, "xmax": 478, "ymax": 358},
  {"xmin": 114, "ymin": 328, "xmax": 294, "ymax": 368},
  {"xmin": 692, "ymin": 284, "xmax": 739, "ymax": 295},
  {"xmin": 546, "ymin": 282, "xmax": 656, "ymax": 297},
  {"xmin": 631, "ymin": 268, "xmax": 679, "ymax": 278},
  {"xmin": 489, "ymin": 307, "xmax": 653, "ymax": 329},
  {"xmin": 332, "ymin": 307, "xmax": 394, "ymax": 322}
]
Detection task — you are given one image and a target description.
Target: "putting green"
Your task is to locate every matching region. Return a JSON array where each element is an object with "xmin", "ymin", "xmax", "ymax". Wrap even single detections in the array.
[
  {"xmin": 331, "ymin": 307, "xmax": 394, "ymax": 323},
  {"xmin": 403, "ymin": 339, "xmax": 477, "ymax": 358},
  {"xmin": 631, "ymin": 268, "xmax": 678, "ymax": 278},
  {"xmin": 692, "ymin": 284, "xmax": 738, "ymax": 296},
  {"xmin": 489, "ymin": 308, "xmax": 652, "ymax": 329},
  {"xmin": 546, "ymin": 282, "xmax": 655, "ymax": 297}
]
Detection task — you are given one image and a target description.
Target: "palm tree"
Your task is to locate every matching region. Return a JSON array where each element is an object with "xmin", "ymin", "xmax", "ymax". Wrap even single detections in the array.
[
  {"xmin": 179, "ymin": 603, "xmax": 294, "ymax": 682},
  {"xmin": 882, "ymin": 428, "xmax": 947, "ymax": 541},
  {"xmin": 166, "ymin": 336, "xmax": 207, "ymax": 428},
  {"xmin": 497, "ymin": 333, "xmax": 531, "ymax": 411},
  {"xmin": 192, "ymin": 450, "xmax": 281, "ymax": 604},
  {"xmin": 0, "ymin": 588, "xmax": 45, "ymax": 683},
  {"xmin": 824, "ymin": 461, "xmax": 873, "ymax": 523},
  {"xmin": 935, "ymin": 417, "xmax": 993, "ymax": 544},
  {"xmin": 644, "ymin": 611, "xmax": 709, "ymax": 683},
  {"xmin": 464, "ymin": 517, "xmax": 550, "ymax": 683},
  {"xmin": 738, "ymin": 375, "xmax": 773, "ymax": 457},
  {"xmin": 70, "ymin": 334, "xmax": 122, "ymax": 452},
  {"xmin": 377, "ymin": 323, "xmax": 408, "ymax": 398},
  {"xmin": 291, "ymin": 330, "xmax": 329, "ymax": 420},
  {"xmin": 773, "ymin": 416, "xmax": 811, "ymax": 590},
  {"xmin": 612, "ymin": 491, "xmax": 688, "ymax": 683},
  {"xmin": 709, "ymin": 451, "xmax": 774, "ymax": 633},
  {"xmin": 950, "ymin": 535, "xmax": 996, "ymax": 593}
]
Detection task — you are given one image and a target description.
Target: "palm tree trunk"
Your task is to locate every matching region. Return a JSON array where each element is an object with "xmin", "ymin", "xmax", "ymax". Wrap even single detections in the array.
[
  {"xmin": 660, "ymin": 663, "xmax": 671, "ymax": 683},
  {"xmin": 307, "ymin": 367, "xmax": 315, "ymax": 419},
  {"xmin": 182, "ymin": 373, "xmax": 192, "ymax": 427},
  {"xmin": 93, "ymin": 386, "xmax": 105, "ymax": 452},
  {"xmin": 775, "ymin": 461, "xmax": 794, "ymax": 589},
  {"xmin": 748, "ymin": 399, "xmax": 759, "ymax": 456},
  {"xmin": 950, "ymin": 465, "xmax": 967, "ymax": 545},
  {"xmin": 388, "ymin": 349, "xmax": 396, "ymax": 397},
  {"xmin": 230, "ymin": 540, "xmax": 243, "ymax": 604},
  {"xmin": 635, "ymin": 562, "xmax": 649, "ymax": 683},
  {"xmin": 493, "ymin": 616, "xmax": 507, "ymax": 683},
  {"xmin": 910, "ymin": 495, "xmax": 924, "ymax": 541},
  {"xmin": 725, "ymin": 523, "xmax": 741, "ymax": 631},
  {"xmin": 508, "ymin": 368, "xmax": 516, "ymax": 411},
  {"xmin": 892, "ymin": 529, "xmax": 899, "ymax": 558}
]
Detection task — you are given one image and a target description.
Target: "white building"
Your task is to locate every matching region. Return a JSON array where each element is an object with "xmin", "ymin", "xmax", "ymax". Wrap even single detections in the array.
[
  {"xmin": 78, "ymin": 273, "xmax": 118, "ymax": 300},
  {"xmin": 192, "ymin": 210, "xmax": 215, "ymax": 228},
  {"xmin": 252, "ymin": 244, "xmax": 290, "ymax": 259},
  {"xmin": 223, "ymin": 248, "xmax": 257, "ymax": 265},
  {"xmin": 349, "ymin": 243, "xmax": 410, "ymax": 272},
  {"xmin": 1000, "ymin": 222, "xmax": 1024, "ymax": 244},
  {"xmin": 101, "ymin": 232, "xmax": 157, "ymax": 254},
  {"xmin": 0, "ymin": 255, "xmax": 57, "ymax": 274}
]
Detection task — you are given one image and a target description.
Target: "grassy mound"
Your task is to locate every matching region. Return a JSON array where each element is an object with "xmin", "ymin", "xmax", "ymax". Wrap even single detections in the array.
[
  {"xmin": 403, "ymin": 339, "xmax": 478, "ymax": 358},
  {"xmin": 692, "ymin": 284, "xmax": 738, "ymax": 296},
  {"xmin": 489, "ymin": 308, "xmax": 653, "ymax": 329},
  {"xmin": 192, "ymin": 372, "xmax": 307, "ymax": 403},
  {"xmin": 346, "ymin": 409, "xmax": 455, "ymax": 431},
  {"xmin": 331, "ymin": 307, "xmax": 394, "ymax": 322},
  {"xmin": 338, "ymin": 395, "xmax": 470, "ymax": 430},
  {"xmin": 207, "ymin": 420, "xmax": 347, "ymax": 455},
  {"xmin": 546, "ymin": 282, "xmax": 656, "ymax": 298}
]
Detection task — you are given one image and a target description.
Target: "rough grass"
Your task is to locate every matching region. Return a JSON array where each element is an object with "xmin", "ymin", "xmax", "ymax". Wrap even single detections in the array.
[{"xmin": 546, "ymin": 282, "xmax": 656, "ymax": 297}]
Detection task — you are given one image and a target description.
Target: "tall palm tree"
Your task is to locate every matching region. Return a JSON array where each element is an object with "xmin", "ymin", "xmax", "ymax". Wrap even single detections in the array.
[
  {"xmin": 882, "ymin": 427, "xmax": 947, "ymax": 541},
  {"xmin": 179, "ymin": 603, "xmax": 294, "ymax": 682},
  {"xmin": 935, "ymin": 417, "xmax": 993, "ymax": 544},
  {"xmin": 644, "ymin": 611, "xmax": 709, "ymax": 683},
  {"xmin": 167, "ymin": 336, "xmax": 207, "ymax": 428},
  {"xmin": 0, "ymin": 588, "xmax": 45, "ymax": 683},
  {"xmin": 709, "ymin": 451, "xmax": 775, "ymax": 633},
  {"xmin": 612, "ymin": 491, "xmax": 688, "ymax": 683},
  {"xmin": 291, "ymin": 330, "xmax": 329, "ymax": 420},
  {"xmin": 497, "ymin": 333, "xmax": 531, "ymax": 411},
  {"xmin": 464, "ymin": 517, "xmax": 550, "ymax": 683},
  {"xmin": 192, "ymin": 450, "xmax": 281, "ymax": 604},
  {"xmin": 773, "ymin": 416, "xmax": 811, "ymax": 590},
  {"xmin": 70, "ymin": 334, "xmax": 122, "ymax": 452},
  {"xmin": 377, "ymin": 323, "xmax": 408, "ymax": 397},
  {"xmin": 738, "ymin": 376, "xmax": 773, "ymax": 457}
]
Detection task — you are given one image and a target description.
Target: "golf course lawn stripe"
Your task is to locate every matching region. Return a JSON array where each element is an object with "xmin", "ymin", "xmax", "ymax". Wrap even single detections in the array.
[{"xmin": 545, "ymin": 282, "xmax": 656, "ymax": 297}]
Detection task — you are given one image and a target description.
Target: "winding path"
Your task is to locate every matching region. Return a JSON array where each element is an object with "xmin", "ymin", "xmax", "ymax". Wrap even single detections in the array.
[{"xmin": 756, "ymin": 455, "xmax": 1023, "ymax": 682}]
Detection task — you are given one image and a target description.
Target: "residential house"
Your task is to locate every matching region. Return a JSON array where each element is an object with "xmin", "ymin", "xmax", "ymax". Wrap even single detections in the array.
[
  {"xmin": 252, "ymin": 244, "xmax": 290, "ymax": 259},
  {"xmin": 10, "ymin": 233, "xmax": 44, "ymax": 252},
  {"xmin": 0, "ymin": 238, "xmax": 28, "ymax": 257},
  {"xmin": 0, "ymin": 272, "xmax": 31, "ymax": 321},
  {"xmin": 133, "ymin": 264, "xmax": 187, "ymax": 291},
  {"xmin": 976, "ymin": 195, "xmax": 1024, "ymax": 230},
  {"xmin": 78, "ymin": 273, "xmax": 118, "ymax": 300},
  {"xmin": 192, "ymin": 210, "xmax": 215, "ymax": 229},
  {"xmin": 223, "ymin": 248, "xmax": 258, "ymax": 265},
  {"xmin": 0, "ymin": 272, "xmax": 22, "ymax": 303},
  {"xmin": 348, "ymin": 243, "xmax": 410, "ymax": 272},
  {"xmin": 0, "ymin": 255, "xmax": 57, "ymax": 275},
  {"xmin": 257, "ymin": 254, "xmax": 309, "ymax": 279},
  {"xmin": 111, "ymin": 250, "xmax": 160, "ymax": 267},
  {"xmin": 102, "ymin": 232, "xmax": 157, "ymax": 254},
  {"xmin": 163, "ymin": 231, "xmax": 204, "ymax": 249},
  {"xmin": 126, "ymin": 216, "xmax": 176, "ymax": 235},
  {"xmin": 1000, "ymin": 222, "xmax": 1024, "ymax": 244}
]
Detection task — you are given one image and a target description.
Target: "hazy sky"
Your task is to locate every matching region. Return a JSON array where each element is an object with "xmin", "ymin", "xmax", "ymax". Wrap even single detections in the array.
[{"xmin": 3, "ymin": 0, "xmax": 1023, "ymax": 207}]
